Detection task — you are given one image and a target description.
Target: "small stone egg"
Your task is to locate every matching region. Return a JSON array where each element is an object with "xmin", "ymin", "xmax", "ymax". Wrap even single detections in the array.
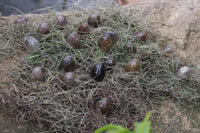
[
  {"xmin": 56, "ymin": 15, "xmax": 67, "ymax": 27},
  {"xmin": 30, "ymin": 67, "xmax": 44, "ymax": 81},
  {"xmin": 98, "ymin": 97, "xmax": 111, "ymax": 114},
  {"xmin": 37, "ymin": 23, "xmax": 50, "ymax": 34},
  {"xmin": 125, "ymin": 58, "xmax": 140, "ymax": 72},
  {"xmin": 67, "ymin": 33, "xmax": 81, "ymax": 49},
  {"xmin": 24, "ymin": 36, "xmax": 40, "ymax": 52},
  {"xmin": 98, "ymin": 34, "xmax": 112, "ymax": 51},
  {"xmin": 125, "ymin": 42, "xmax": 137, "ymax": 53},
  {"xmin": 164, "ymin": 45, "xmax": 174, "ymax": 55},
  {"xmin": 87, "ymin": 13, "xmax": 101, "ymax": 28},
  {"xmin": 61, "ymin": 72, "xmax": 76, "ymax": 86},
  {"xmin": 104, "ymin": 31, "xmax": 118, "ymax": 43},
  {"xmin": 59, "ymin": 56, "xmax": 76, "ymax": 72},
  {"xmin": 133, "ymin": 31, "xmax": 147, "ymax": 41},
  {"xmin": 177, "ymin": 66, "xmax": 190, "ymax": 78},
  {"xmin": 77, "ymin": 22, "xmax": 90, "ymax": 35},
  {"xmin": 90, "ymin": 61, "xmax": 106, "ymax": 82},
  {"xmin": 14, "ymin": 16, "xmax": 28, "ymax": 24}
]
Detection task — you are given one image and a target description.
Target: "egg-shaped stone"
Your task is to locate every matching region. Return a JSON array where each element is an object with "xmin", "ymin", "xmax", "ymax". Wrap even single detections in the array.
[
  {"xmin": 98, "ymin": 34, "xmax": 112, "ymax": 51},
  {"xmin": 90, "ymin": 62, "xmax": 106, "ymax": 81},
  {"xmin": 104, "ymin": 31, "xmax": 118, "ymax": 43},
  {"xmin": 37, "ymin": 23, "xmax": 50, "ymax": 34},
  {"xmin": 164, "ymin": 45, "xmax": 174, "ymax": 55},
  {"xmin": 98, "ymin": 97, "xmax": 111, "ymax": 114},
  {"xmin": 125, "ymin": 42, "xmax": 137, "ymax": 53},
  {"xmin": 61, "ymin": 72, "xmax": 76, "ymax": 86},
  {"xmin": 24, "ymin": 36, "xmax": 40, "ymax": 52},
  {"xmin": 67, "ymin": 33, "xmax": 81, "ymax": 49},
  {"xmin": 177, "ymin": 66, "xmax": 190, "ymax": 78},
  {"xmin": 133, "ymin": 31, "xmax": 147, "ymax": 41},
  {"xmin": 57, "ymin": 15, "xmax": 67, "ymax": 27},
  {"xmin": 30, "ymin": 67, "xmax": 44, "ymax": 81},
  {"xmin": 77, "ymin": 22, "xmax": 90, "ymax": 35},
  {"xmin": 59, "ymin": 56, "xmax": 76, "ymax": 72},
  {"xmin": 125, "ymin": 58, "xmax": 140, "ymax": 72},
  {"xmin": 14, "ymin": 16, "xmax": 28, "ymax": 24},
  {"xmin": 87, "ymin": 13, "xmax": 101, "ymax": 28}
]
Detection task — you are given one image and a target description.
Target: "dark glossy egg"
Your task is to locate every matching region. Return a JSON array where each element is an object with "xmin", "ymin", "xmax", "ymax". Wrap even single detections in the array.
[
  {"xmin": 30, "ymin": 67, "xmax": 44, "ymax": 81},
  {"xmin": 98, "ymin": 97, "xmax": 111, "ymax": 114},
  {"xmin": 87, "ymin": 13, "xmax": 101, "ymax": 28},
  {"xmin": 134, "ymin": 31, "xmax": 147, "ymax": 41},
  {"xmin": 125, "ymin": 42, "xmax": 137, "ymax": 53},
  {"xmin": 104, "ymin": 31, "xmax": 118, "ymax": 43},
  {"xmin": 77, "ymin": 23, "xmax": 90, "ymax": 35},
  {"xmin": 57, "ymin": 15, "xmax": 67, "ymax": 27},
  {"xmin": 24, "ymin": 36, "xmax": 40, "ymax": 52},
  {"xmin": 14, "ymin": 16, "xmax": 28, "ymax": 24},
  {"xmin": 59, "ymin": 56, "xmax": 76, "ymax": 72},
  {"xmin": 125, "ymin": 58, "xmax": 140, "ymax": 72},
  {"xmin": 98, "ymin": 34, "xmax": 112, "ymax": 51},
  {"xmin": 61, "ymin": 72, "xmax": 76, "ymax": 86},
  {"xmin": 37, "ymin": 23, "xmax": 50, "ymax": 34},
  {"xmin": 67, "ymin": 33, "xmax": 81, "ymax": 49},
  {"xmin": 177, "ymin": 66, "xmax": 190, "ymax": 78},
  {"xmin": 90, "ymin": 62, "xmax": 106, "ymax": 81}
]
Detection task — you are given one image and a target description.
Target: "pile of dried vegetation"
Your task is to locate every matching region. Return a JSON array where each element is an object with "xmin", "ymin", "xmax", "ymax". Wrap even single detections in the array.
[{"xmin": 0, "ymin": 1, "xmax": 200, "ymax": 132}]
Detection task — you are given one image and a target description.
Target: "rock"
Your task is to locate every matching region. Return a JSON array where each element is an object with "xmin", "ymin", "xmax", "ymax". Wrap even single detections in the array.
[
  {"xmin": 125, "ymin": 58, "xmax": 140, "ymax": 72},
  {"xmin": 67, "ymin": 33, "xmax": 81, "ymax": 49},
  {"xmin": 104, "ymin": 31, "xmax": 118, "ymax": 43},
  {"xmin": 87, "ymin": 13, "xmax": 101, "ymax": 28},
  {"xmin": 97, "ymin": 97, "xmax": 111, "ymax": 114},
  {"xmin": 30, "ymin": 67, "xmax": 44, "ymax": 81},
  {"xmin": 98, "ymin": 33, "xmax": 112, "ymax": 51},
  {"xmin": 37, "ymin": 23, "xmax": 50, "ymax": 34},
  {"xmin": 57, "ymin": 15, "xmax": 67, "ymax": 27},
  {"xmin": 177, "ymin": 66, "xmax": 190, "ymax": 79},
  {"xmin": 59, "ymin": 56, "xmax": 76, "ymax": 72},
  {"xmin": 14, "ymin": 16, "xmax": 28, "ymax": 24},
  {"xmin": 24, "ymin": 36, "xmax": 40, "ymax": 52},
  {"xmin": 90, "ymin": 61, "xmax": 106, "ymax": 81},
  {"xmin": 77, "ymin": 22, "xmax": 90, "ymax": 35},
  {"xmin": 61, "ymin": 72, "xmax": 76, "ymax": 86}
]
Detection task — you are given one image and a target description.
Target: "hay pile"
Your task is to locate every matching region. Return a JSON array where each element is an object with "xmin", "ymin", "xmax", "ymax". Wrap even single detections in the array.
[{"xmin": 0, "ymin": 1, "xmax": 200, "ymax": 132}]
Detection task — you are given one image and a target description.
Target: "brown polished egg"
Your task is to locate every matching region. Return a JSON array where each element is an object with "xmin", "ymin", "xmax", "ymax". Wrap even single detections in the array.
[
  {"xmin": 98, "ymin": 34, "xmax": 112, "ymax": 51},
  {"xmin": 125, "ymin": 58, "xmax": 140, "ymax": 72},
  {"xmin": 59, "ymin": 56, "xmax": 76, "ymax": 72},
  {"xmin": 56, "ymin": 15, "xmax": 67, "ymax": 27},
  {"xmin": 67, "ymin": 33, "xmax": 81, "ymax": 49},
  {"xmin": 87, "ymin": 13, "xmax": 101, "ymax": 28},
  {"xmin": 61, "ymin": 72, "xmax": 76, "ymax": 86},
  {"xmin": 77, "ymin": 23, "xmax": 90, "ymax": 35},
  {"xmin": 30, "ymin": 67, "xmax": 44, "ymax": 81},
  {"xmin": 104, "ymin": 31, "xmax": 118, "ymax": 43},
  {"xmin": 133, "ymin": 31, "xmax": 147, "ymax": 41},
  {"xmin": 37, "ymin": 23, "xmax": 50, "ymax": 34},
  {"xmin": 97, "ymin": 97, "xmax": 111, "ymax": 114}
]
